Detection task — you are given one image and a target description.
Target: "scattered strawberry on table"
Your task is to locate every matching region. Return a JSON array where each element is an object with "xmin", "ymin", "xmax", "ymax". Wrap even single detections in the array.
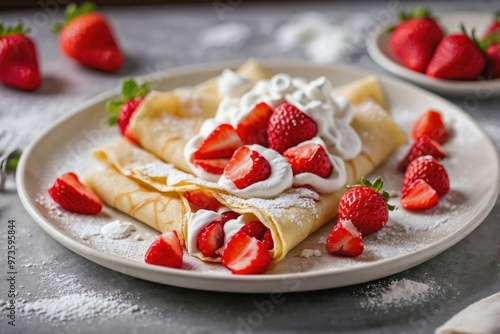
[
  {"xmin": 0, "ymin": 22, "xmax": 41, "ymax": 91},
  {"xmin": 107, "ymin": 78, "xmax": 149, "ymax": 139},
  {"xmin": 54, "ymin": 2, "xmax": 123, "ymax": 72},
  {"xmin": 48, "ymin": 172, "xmax": 102, "ymax": 215},
  {"xmin": 389, "ymin": 6, "xmax": 444, "ymax": 73}
]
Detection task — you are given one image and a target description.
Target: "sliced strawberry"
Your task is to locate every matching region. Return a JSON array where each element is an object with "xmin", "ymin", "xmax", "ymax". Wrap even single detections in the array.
[
  {"xmin": 48, "ymin": 172, "xmax": 102, "ymax": 215},
  {"xmin": 193, "ymin": 124, "xmax": 244, "ymax": 160},
  {"xmin": 184, "ymin": 190, "xmax": 221, "ymax": 212},
  {"xmin": 262, "ymin": 229, "xmax": 274, "ymax": 250},
  {"xmin": 398, "ymin": 136, "xmax": 446, "ymax": 172},
  {"xmin": 144, "ymin": 231, "xmax": 183, "ymax": 268},
  {"xmin": 267, "ymin": 103, "xmax": 318, "ymax": 153},
  {"xmin": 401, "ymin": 179, "xmax": 439, "ymax": 210},
  {"xmin": 236, "ymin": 102, "xmax": 273, "ymax": 146},
  {"xmin": 222, "ymin": 231, "xmax": 271, "ymax": 275},
  {"xmin": 283, "ymin": 143, "xmax": 332, "ymax": 178},
  {"xmin": 402, "ymin": 155, "xmax": 450, "ymax": 197},
  {"xmin": 240, "ymin": 220, "xmax": 268, "ymax": 240},
  {"xmin": 192, "ymin": 158, "xmax": 229, "ymax": 175},
  {"xmin": 411, "ymin": 110, "xmax": 448, "ymax": 144},
  {"xmin": 197, "ymin": 221, "xmax": 224, "ymax": 258},
  {"xmin": 325, "ymin": 220, "xmax": 364, "ymax": 257},
  {"xmin": 221, "ymin": 211, "xmax": 240, "ymax": 225},
  {"xmin": 223, "ymin": 146, "xmax": 271, "ymax": 189}
]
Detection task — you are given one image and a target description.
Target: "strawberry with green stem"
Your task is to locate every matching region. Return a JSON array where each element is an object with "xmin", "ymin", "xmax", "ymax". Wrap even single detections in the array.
[
  {"xmin": 107, "ymin": 78, "xmax": 149, "ymax": 137},
  {"xmin": 482, "ymin": 12, "xmax": 500, "ymax": 40},
  {"xmin": 0, "ymin": 22, "xmax": 41, "ymax": 91},
  {"xmin": 53, "ymin": 2, "xmax": 123, "ymax": 72}
]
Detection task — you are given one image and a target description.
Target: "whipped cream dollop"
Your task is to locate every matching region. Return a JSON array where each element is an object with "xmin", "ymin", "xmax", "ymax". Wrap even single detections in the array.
[
  {"xmin": 218, "ymin": 145, "xmax": 293, "ymax": 199},
  {"xmin": 223, "ymin": 214, "xmax": 254, "ymax": 244},
  {"xmin": 290, "ymin": 137, "xmax": 347, "ymax": 193}
]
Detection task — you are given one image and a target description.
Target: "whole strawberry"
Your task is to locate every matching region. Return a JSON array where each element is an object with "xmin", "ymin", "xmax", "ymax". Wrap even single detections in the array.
[
  {"xmin": 484, "ymin": 43, "xmax": 500, "ymax": 79},
  {"xmin": 0, "ymin": 22, "xmax": 41, "ymax": 91},
  {"xmin": 337, "ymin": 177, "xmax": 395, "ymax": 236},
  {"xmin": 54, "ymin": 2, "xmax": 123, "ymax": 72},
  {"xmin": 389, "ymin": 6, "xmax": 444, "ymax": 73},
  {"xmin": 107, "ymin": 78, "xmax": 149, "ymax": 137},
  {"xmin": 426, "ymin": 26, "xmax": 486, "ymax": 80}
]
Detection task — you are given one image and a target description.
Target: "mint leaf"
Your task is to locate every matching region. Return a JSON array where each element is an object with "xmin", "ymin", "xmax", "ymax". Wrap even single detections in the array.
[
  {"xmin": 106, "ymin": 99, "xmax": 123, "ymax": 114},
  {"xmin": 121, "ymin": 78, "xmax": 138, "ymax": 101},
  {"xmin": 108, "ymin": 114, "xmax": 118, "ymax": 126},
  {"xmin": 138, "ymin": 83, "xmax": 150, "ymax": 97}
]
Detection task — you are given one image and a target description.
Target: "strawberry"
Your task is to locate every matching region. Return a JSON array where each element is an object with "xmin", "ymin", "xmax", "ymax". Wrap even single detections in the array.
[
  {"xmin": 482, "ymin": 12, "xmax": 500, "ymax": 40},
  {"xmin": 197, "ymin": 221, "xmax": 224, "ymax": 258},
  {"xmin": 240, "ymin": 221, "xmax": 268, "ymax": 240},
  {"xmin": 221, "ymin": 211, "xmax": 240, "ymax": 225},
  {"xmin": 144, "ymin": 231, "xmax": 183, "ymax": 268},
  {"xmin": 54, "ymin": 2, "xmax": 123, "ymax": 72},
  {"xmin": 402, "ymin": 155, "xmax": 450, "ymax": 197},
  {"xmin": 325, "ymin": 220, "xmax": 364, "ymax": 257},
  {"xmin": 236, "ymin": 102, "xmax": 273, "ymax": 146},
  {"xmin": 484, "ymin": 41, "xmax": 500, "ymax": 79},
  {"xmin": 0, "ymin": 22, "xmax": 41, "ymax": 91},
  {"xmin": 192, "ymin": 158, "xmax": 229, "ymax": 175},
  {"xmin": 410, "ymin": 110, "xmax": 448, "ymax": 144},
  {"xmin": 389, "ymin": 6, "xmax": 444, "ymax": 73},
  {"xmin": 337, "ymin": 177, "xmax": 395, "ymax": 236},
  {"xmin": 107, "ymin": 78, "xmax": 149, "ymax": 136},
  {"xmin": 426, "ymin": 26, "xmax": 486, "ymax": 80},
  {"xmin": 400, "ymin": 179, "xmax": 439, "ymax": 210},
  {"xmin": 184, "ymin": 190, "xmax": 221, "ymax": 212},
  {"xmin": 262, "ymin": 229, "xmax": 274, "ymax": 250},
  {"xmin": 283, "ymin": 142, "xmax": 332, "ymax": 178},
  {"xmin": 223, "ymin": 146, "xmax": 271, "ymax": 189},
  {"xmin": 193, "ymin": 124, "xmax": 243, "ymax": 160},
  {"xmin": 48, "ymin": 172, "xmax": 102, "ymax": 215},
  {"xmin": 398, "ymin": 136, "xmax": 446, "ymax": 172},
  {"xmin": 222, "ymin": 231, "xmax": 271, "ymax": 275},
  {"xmin": 267, "ymin": 103, "xmax": 318, "ymax": 154}
]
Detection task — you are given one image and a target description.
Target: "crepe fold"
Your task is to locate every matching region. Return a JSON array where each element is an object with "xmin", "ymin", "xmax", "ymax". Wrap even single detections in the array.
[{"xmin": 85, "ymin": 73, "xmax": 405, "ymax": 262}]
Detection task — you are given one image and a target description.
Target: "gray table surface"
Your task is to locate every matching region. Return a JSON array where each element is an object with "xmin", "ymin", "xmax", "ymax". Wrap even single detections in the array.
[{"xmin": 1, "ymin": 1, "xmax": 499, "ymax": 333}]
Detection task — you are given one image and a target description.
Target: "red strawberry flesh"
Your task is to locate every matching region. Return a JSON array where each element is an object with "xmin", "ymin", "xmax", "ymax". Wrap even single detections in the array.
[
  {"xmin": 144, "ymin": 231, "xmax": 183, "ymax": 268},
  {"xmin": 236, "ymin": 102, "xmax": 273, "ymax": 146},
  {"xmin": 197, "ymin": 221, "xmax": 224, "ymax": 258},
  {"xmin": 325, "ymin": 220, "xmax": 364, "ymax": 257},
  {"xmin": 221, "ymin": 231, "xmax": 271, "ymax": 275},
  {"xmin": 284, "ymin": 143, "xmax": 332, "ymax": 178},
  {"xmin": 401, "ymin": 179, "xmax": 439, "ymax": 210},
  {"xmin": 223, "ymin": 146, "xmax": 271, "ymax": 189}
]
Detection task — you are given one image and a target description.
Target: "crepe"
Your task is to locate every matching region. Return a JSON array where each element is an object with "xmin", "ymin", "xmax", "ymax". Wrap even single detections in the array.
[{"xmin": 85, "ymin": 72, "xmax": 405, "ymax": 262}]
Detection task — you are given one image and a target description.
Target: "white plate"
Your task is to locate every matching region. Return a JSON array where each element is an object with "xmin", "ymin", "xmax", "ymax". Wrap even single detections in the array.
[
  {"xmin": 366, "ymin": 12, "xmax": 500, "ymax": 96},
  {"xmin": 17, "ymin": 60, "xmax": 499, "ymax": 293}
]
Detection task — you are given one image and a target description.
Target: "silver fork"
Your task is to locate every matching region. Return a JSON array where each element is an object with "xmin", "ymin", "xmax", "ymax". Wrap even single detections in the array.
[{"xmin": 0, "ymin": 129, "xmax": 19, "ymax": 192}]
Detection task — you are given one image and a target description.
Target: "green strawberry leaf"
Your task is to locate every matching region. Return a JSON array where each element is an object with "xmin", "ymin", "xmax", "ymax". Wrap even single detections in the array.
[
  {"xmin": 6, "ymin": 155, "xmax": 20, "ymax": 171},
  {"xmin": 107, "ymin": 99, "xmax": 123, "ymax": 114},
  {"xmin": 121, "ymin": 78, "xmax": 138, "ymax": 101},
  {"xmin": 107, "ymin": 114, "xmax": 118, "ymax": 126},
  {"xmin": 137, "ymin": 83, "xmax": 150, "ymax": 97},
  {"xmin": 53, "ymin": 2, "xmax": 96, "ymax": 34},
  {"xmin": 0, "ymin": 21, "xmax": 30, "ymax": 37}
]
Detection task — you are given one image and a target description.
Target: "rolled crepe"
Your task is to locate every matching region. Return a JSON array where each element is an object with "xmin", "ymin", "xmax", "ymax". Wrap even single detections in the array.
[{"xmin": 85, "ymin": 75, "xmax": 406, "ymax": 262}]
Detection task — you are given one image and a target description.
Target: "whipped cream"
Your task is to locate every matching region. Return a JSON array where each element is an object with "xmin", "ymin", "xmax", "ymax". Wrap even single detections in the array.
[
  {"xmin": 218, "ymin": 145, "xmax": 293, "ymax": 199},
  {"xmin": 223, "ymin": 214, "xmax": 253, "ymax": 244},
  {"xmin": 186, "ymin": 210, "xmax": 221, "ymax": 256},
  {"xmin": 290, "ymin": 137, "xmax": 347, "ymax": 193}
]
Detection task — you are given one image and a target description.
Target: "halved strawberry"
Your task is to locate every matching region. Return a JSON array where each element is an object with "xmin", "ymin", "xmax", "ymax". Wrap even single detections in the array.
[
  {"xmin": 107, "ymin": 78, "xmax": 149, "ymax": 136},
  {"xmin": 402, "ymin": 155, "xmax": 450, "ymax": 197},
  {"xmin": 267, "ymin": 103, "xmax": 318, "ymax": 153},
  {"xmin": 144, "ymin": 231, "xmax": 183, "ymax": 268},
  {"xmin": 192, "ymin": 158, "xmax": 229, "ymax": 175},
  {"xmin": 325, "ymin": 220, "xmax": 364, "ymax": 257},
  {"xmin": 222, "ymin": 231, "xmax": 271, "ymax": 274},
  {"xmin": 262, "ymin": 229, "xmax": 274, "ymax": 250},
  {"xmin": 48, "ymin": 172, "xmax": 102, "ymax": 215},
  {"xmin": 221, "ymin": 211, "xmax": 240, "ymax": 225},
  {"xmin": 398, "ymin": 135, "xmax": 446, "ymax": 172},
  {"xmin": 223, "ymin": 146, "xmax": 271, "ymax": 189},
  {"xmin": 283, "ymin": 142, "xmax": 332, "ymax": 178},
  {"xmin": 411, "ymin": 110, "xmax": 448, "ymax": 144},
  {"xmin": 236, "ymin": 102, "xmax": 273, "ymax": 146},
  {"xmin": 197, "ymin": 221, "xmax": 224, "ymax": 258},
  {"xmin": 193, "ymin": 124, "xmax": 244, "ymax": 160},
  {"xmin": 184, "ymin": 190, "xmax": 221, "ymax": 212},
  {"xmin": 401, "ymin": 179, "xmax": 439, "ymax": 210},
  {"xmin": 240, "ymin": 220, "xmax": 268, "ymax": 240}
]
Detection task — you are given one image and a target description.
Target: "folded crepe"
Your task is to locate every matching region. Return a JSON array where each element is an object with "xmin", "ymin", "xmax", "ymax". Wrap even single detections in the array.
[{"xmin": 85, "ymin": 67, "xmax": 405, "ymax": 263}]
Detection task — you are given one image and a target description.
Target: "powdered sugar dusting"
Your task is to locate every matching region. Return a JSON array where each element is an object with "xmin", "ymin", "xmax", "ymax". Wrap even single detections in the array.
[
  {"xmin": 101, "ymin": 220, "xmax": 136, "ymax": 240},
  {"xmin": 358, "ymin": 278, "xmax": 439, "ymax": 310},
  {"xmin": 300, "ymin": 249, "xmax": 322, "ymax": 259}
]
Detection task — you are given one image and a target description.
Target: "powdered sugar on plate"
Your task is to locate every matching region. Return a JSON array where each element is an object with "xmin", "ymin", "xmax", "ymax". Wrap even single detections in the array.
[
  {"xmin": 101, "ymin": 220, "xmax": 136, "ymax": 240},
  {"xmin": 198, "ymin": 22, "xmax": 251, "ymax": 48}
]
